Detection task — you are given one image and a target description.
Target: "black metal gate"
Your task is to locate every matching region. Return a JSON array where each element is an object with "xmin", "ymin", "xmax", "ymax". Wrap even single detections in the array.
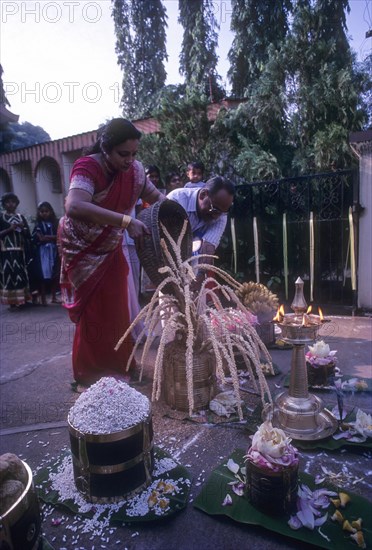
[{"xmin": 217, "ymin": 169, "xmax": 359, "ymax": 308}]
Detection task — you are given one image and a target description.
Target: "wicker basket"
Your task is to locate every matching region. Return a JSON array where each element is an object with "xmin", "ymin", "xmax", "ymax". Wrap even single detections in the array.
[
  {"xmin": 136, "ymin": 200, "xmax": 193, "ymax": 287},
  {"xmin": 162, "ymin": 341, "xmax": 217, "ymax": 412}
]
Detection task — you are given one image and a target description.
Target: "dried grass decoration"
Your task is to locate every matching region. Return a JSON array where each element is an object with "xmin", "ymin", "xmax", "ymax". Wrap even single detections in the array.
[{"xmin": 116, "ymin": 221, "xmax": 273, "ymax": 418}]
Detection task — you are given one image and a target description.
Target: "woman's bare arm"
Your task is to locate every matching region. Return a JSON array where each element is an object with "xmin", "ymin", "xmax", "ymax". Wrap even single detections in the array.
[{"xmin": 65, "ymin": 188, "xmax": 124, "ymax": 227}]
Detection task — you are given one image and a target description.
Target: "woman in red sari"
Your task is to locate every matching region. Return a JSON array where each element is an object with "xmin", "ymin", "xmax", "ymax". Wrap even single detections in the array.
[{"xmin": 58, "ymin": 119, "xmax": 164, "ymax": 386}]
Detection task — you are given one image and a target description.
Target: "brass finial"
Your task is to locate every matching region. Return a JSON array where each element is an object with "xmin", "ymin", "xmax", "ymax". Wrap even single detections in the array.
[{"xmin": 291, "ymin": 277, "xmax": 307, "ymax": 315}]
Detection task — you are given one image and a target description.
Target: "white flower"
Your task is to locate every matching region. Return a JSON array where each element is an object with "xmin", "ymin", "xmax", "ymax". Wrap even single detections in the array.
[
  {"xmin": 354, "ymin": 409, "xmax": 372, "ymax": 437},
  {"xmin": 308, "ymin": 340, "xmax": 331, "ymax": 358},
  {"xmin": 251, "ymin": 421, "xmax": 291, "ymax": 459}
]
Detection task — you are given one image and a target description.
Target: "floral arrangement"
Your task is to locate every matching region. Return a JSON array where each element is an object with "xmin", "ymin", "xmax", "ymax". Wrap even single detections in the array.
[
  {"xmin": 306, "ymin": 340, "xmax": 337, "ymax": 368},
  {"xmin": 245, "ymin": 421, "xmax": 299, "ymax": 472},
  {"xmin": 236, "ymin": 282, "xmax": 279, "ymax": 320},
  {"xmin": 334, "ymin": 408, "xmax": 372, "ymax": 443},
  {"xmin": 210, "ymin": 307, "xmax": 257, "ymax": 335},
  {"xmin": 116, "ymin": 221, "xmax": 273, "ymax": 418}
]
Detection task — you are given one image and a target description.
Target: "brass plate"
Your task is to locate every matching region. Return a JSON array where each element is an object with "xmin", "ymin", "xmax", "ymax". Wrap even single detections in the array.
[{"xmin": 270, "ymin": 407, "xmax": 338, "ymax": 441}]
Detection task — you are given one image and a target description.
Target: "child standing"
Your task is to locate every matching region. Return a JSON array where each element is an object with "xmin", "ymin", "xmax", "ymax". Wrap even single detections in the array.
[
  {"xmin": 165, "ymin": 172, "xmax": 182, "ymax": 194},
  {"xmin": 32, "ymin": 201, "xmax": 60, "ymax": 305},
  {"xmin": 184, "ymin": 161, "xmax": 205, "ymax": 189},
  {"xmin": 0, "ymin": 192, "xmax": 33, "ymax": 308},
  {"xmin": 145, "ymin": 165, "xmax": 166, "ymax": 194}
]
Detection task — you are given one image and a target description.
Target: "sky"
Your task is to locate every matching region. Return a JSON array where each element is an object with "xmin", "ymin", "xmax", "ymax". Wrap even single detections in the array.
[{"xmin": 1, "ymin": 0, "xmax": 371, "ymax": 141}]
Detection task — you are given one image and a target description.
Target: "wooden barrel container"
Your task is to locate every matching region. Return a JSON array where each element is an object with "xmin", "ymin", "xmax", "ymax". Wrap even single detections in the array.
[
  {"xmin": 163, "ymin": 343, "xmax": 216, "ymax": 412},
  {"xmin": 245, "ymin": 460, "xmax": 298, "ymax": 516},
  {"xmin": 0, "ymin": 462, "xmax": 41, "ymax": 550},
  {"xmin": 306, "ymin": 361, "xmax": 336, "ymax": 386},
  {"xmin": 68, "ymin": 410, "xmax": 154, "ymax": 503}
]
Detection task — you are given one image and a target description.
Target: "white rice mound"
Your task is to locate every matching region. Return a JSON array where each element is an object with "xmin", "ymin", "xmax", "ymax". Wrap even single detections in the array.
[{"xmin": 68, "ymin": 377, "xmax": 150, "ymax": 434}]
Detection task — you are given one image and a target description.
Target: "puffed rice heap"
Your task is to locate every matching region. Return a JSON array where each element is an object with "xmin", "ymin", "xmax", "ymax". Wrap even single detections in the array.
[{"xmin": 69, "ymin": 377, "xmax": 150, "ymax": 434}]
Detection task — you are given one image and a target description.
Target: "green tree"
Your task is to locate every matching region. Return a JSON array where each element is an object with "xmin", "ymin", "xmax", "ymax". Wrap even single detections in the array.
[
  {"xmin": 357, "ymin": 52, "xmax": 372, "ymax": 129},
  {"xmin": 178, "ymin": 0, "xmax": 221, "ymax": 95},
  {"xmin": 0, "ymin": 64, "xmax": 10, "ymax": 107},
  {"xmin": 285, "ymin": 0, "xmax": 365, "ymax": 172},
  {"xmin": 0, "ymin": 64, "xmax": 13, "ymax": 153},
  {"xmin": 0, "ymin": 65, "xmax": 50, "ymax": 153},
  {"xmin": 7, "ymin": 122, "xmax": 50, "ymax": 151},
  {"xmin": 111, "ymin": 0, "xmax": 168, "ymax": 118},
  {"xmin": 138, "ymin": 86, "xmax": 212, "ymax": 178},
  {"xmin": 208, "ymin": 103, "xmax": 283, "ymax": 182},
  {"xmin": 227, "ymin": 0, "xmax": 293, "ymax": 97}
]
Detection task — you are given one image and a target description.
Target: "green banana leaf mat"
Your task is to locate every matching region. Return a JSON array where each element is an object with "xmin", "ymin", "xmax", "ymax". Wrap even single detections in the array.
[
  {"xmin": 193, "ymin": 449, "xmax": 371, "ymax": 550},
  {"xmin": 35, "ymin": 447, "xmax": 191, "ymax": 523}
]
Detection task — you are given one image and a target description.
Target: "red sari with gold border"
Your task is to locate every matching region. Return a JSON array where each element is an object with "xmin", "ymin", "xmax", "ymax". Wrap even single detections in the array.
[{"xmin": 58, "ymin": 157, "xmax": 145, "ymax": 384}]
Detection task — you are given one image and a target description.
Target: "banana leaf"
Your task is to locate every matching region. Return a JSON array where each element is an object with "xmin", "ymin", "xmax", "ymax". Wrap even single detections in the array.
[
  {"xmin": 40, "ymin": 538, "xmax": 55, "ymax": 550},
  {"xmin": 194, "ymin": 449, "xmax": 372, "ymax": 549},
  {"xmin": 35, "ymin": 447, "xmax": 191, "ymax": 523},
  {"xmin": 283, "ymin": 374, "xmax": 372, "ymax": 392}
]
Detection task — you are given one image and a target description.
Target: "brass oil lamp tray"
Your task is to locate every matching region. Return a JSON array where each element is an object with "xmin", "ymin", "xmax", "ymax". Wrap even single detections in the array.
[{"xmin": 266, "ymin": 277, "xmax": 338, "ymax": 441}]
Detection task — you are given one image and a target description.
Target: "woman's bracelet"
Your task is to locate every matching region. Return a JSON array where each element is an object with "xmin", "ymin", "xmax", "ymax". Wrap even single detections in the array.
[{"xmin": 121, "ymin": 214, "xmax": 132, "ymax": 229}]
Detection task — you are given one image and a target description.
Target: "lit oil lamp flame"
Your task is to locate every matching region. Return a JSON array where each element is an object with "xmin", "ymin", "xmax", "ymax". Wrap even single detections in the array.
[
  {"xmin": 318, "ymin": 307, "xmax": 324, "ymax": 321},
  {"xmin": 306, "ymin": 305, "xmax": 312, "ymax": 314},
  {"xmin": 273, "ymin": 305, "xmax": 285, "ymax": 322}
]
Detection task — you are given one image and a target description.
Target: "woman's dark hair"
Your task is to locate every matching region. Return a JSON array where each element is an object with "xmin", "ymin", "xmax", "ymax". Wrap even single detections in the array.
[
  {"xmin": 165, "ymin": 171, "xmax": 181, "ymax": 186},
  {"xmin": 146, "ymin": 165, "xmax": 163, "ymax": 188},
  {"xmin": 1, "ymin": 192, "xmax": 20, "ymax": 208},
  {"xmin": 145, "ymin": 165, "xmax": 161, "ymax": 177},
  {"xmin": 36, "ymin": 201, "xmax": 59, "ymax": 229},
  {"xmin": 86, "ymin": 118, "xmax": 142, "ymax": 155},
  {"xmin": 187, "ymin": 161, "xmax": 205, "ymax": 173}
]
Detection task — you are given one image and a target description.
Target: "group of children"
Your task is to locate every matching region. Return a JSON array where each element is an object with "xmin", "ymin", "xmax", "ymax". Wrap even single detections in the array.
[
  {"xmin": 0, "ymin": 193, "xmax": 60, "ymax": 309},
  {"xmin": 145, "ymin": 161, "xmax": 206, "ymax": 194}
]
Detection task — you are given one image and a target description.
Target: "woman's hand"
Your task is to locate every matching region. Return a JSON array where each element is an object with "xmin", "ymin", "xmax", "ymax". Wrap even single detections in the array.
[{"xmin": 127, "ymin": 218, "xmax": 150, "ymax": 250}]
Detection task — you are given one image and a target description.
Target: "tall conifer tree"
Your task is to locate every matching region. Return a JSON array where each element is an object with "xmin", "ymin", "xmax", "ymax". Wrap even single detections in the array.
[
  {"xmin": 111, "ymin": 0, "xmax": 168, "ymax": 118},
  {"xmin": 227, "ymin": 0, "xmax": 292, "ymax": 97},
  {"xmin": 178, "ymin": 0, "xmax": 219, "ymax": 93},
  {"xmin": 286, "ymin": 0, "xmax": 364, "ymax": 171}
]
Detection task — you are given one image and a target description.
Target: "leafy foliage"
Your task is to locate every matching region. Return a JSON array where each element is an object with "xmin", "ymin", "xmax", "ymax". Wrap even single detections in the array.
[
  {"xmin": 138, "ymin": 87, "xmax": 212, "ymax": 179},
  {"xmin": 284, "ymin": 0, "xmax": 365, "ymax": 172},
  {"xmin": 178, "ymin": 0, "xmax": 223, "ymax": 99},
  {"xmin": 120, "ymin": 0, "xmax": 368, "ymax": 181},
  {"xmin": 0, "ymin": 64, "xmax": 10, "ymax": 107},
  {"xmin": 356, "ymin": 53, "xmax": 372, "ymax": 129},
  {"xmin": 111, "ymin": 0, "xmax": 168, "ymax": 119},
  {"xmin": 2, "ymin": 122, "xmax": 50, "ymax": 153},
  {"xmin": 227, "ymin": 0, "xmax": 293, "ymax": 97}
]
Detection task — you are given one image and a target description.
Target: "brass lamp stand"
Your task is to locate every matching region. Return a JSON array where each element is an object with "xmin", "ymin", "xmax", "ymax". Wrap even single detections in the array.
[{"xmin": 266, "ymin": 278, "xmax": 338, "ymax": 441}]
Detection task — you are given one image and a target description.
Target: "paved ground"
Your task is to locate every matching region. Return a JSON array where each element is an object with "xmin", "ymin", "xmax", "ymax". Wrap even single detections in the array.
[{"xmin": 0, "ymin": 301, "xmax": 371, "ymax": 550}]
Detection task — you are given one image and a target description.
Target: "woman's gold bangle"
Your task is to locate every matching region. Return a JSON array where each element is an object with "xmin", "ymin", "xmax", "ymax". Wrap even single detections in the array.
[{"xmin": 121, "ymin": 214, "xmax": 131, "ymax": 229}]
